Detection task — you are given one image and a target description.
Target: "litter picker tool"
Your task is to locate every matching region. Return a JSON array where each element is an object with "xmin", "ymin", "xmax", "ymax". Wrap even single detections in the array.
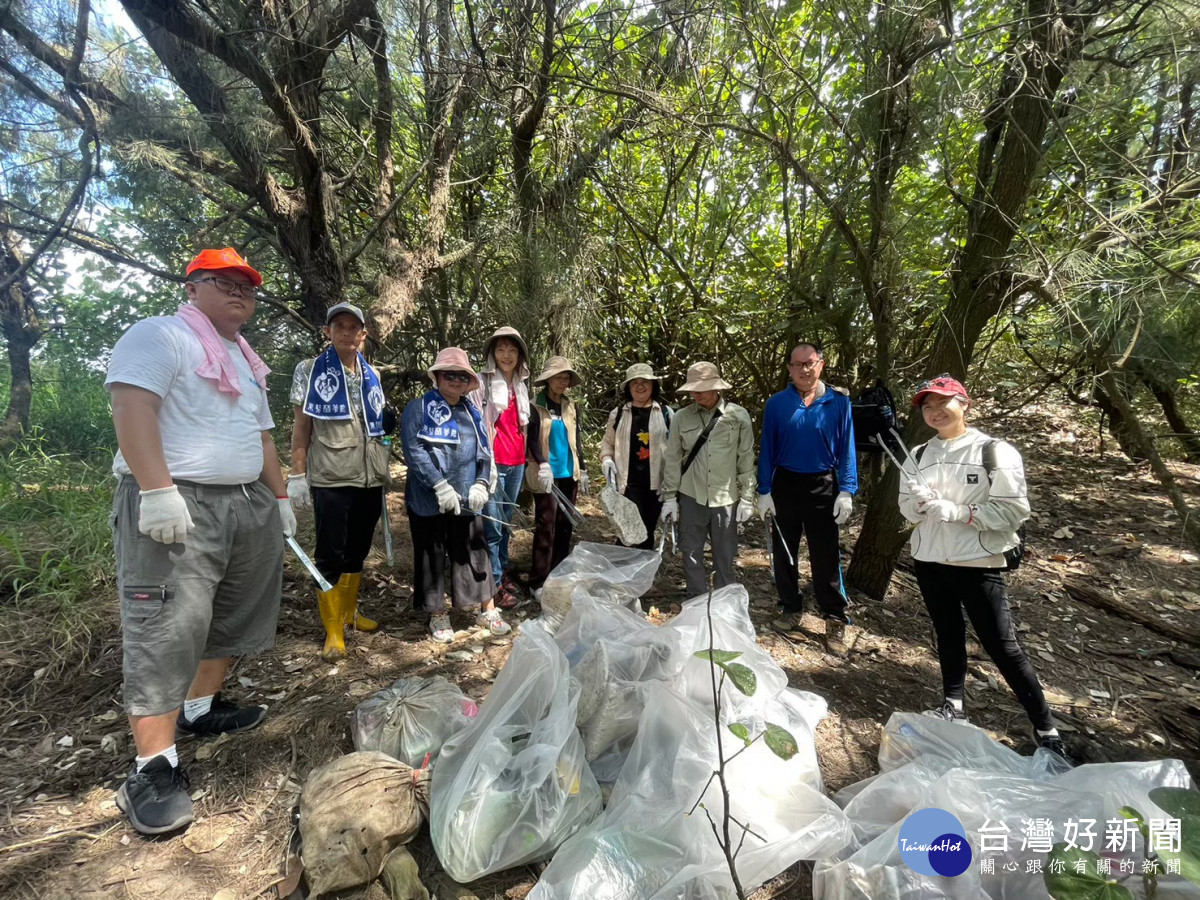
[
  {"xmin": 381, "ymin": 490, "xmax": 394, "ymax": 566},
  {"xmin": 286, "ymin": 536, "xmax": 333, "ymax": 593},
  {"xmin": 887, "ymin": 427, "xmax": 932, "ymax": 490},
  {"xmin": 550, "ymin": 482, "xmax": 585, "ymax": 528},
  {"xmin": 765, "ymin": 512, "xmax": 795, "ymax": 568}
]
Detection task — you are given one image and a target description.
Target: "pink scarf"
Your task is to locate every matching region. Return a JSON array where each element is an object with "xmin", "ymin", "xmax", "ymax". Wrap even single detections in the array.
[{"xmin": 176, "ymin": 303, "xmax": 271, "ymax": 396}]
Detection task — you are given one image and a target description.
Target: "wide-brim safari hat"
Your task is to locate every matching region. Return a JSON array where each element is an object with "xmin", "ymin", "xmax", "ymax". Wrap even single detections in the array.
[
  {"xmin": 482, "ymin": 326, "xmax": 529, "ymax": 366},
  {"xmin": 679, "ymin": 361, "xmax": 730, "ymax": 392},
  {"xmin": 428, "ymin": 347, "xmax": 480, "ymax": 393},
  {"xmin": 620, "ymin": 362, "xmax": 661, "ymax": 390},
  {"xmin": 534, "ymin": 355, "xmax": 581, "ymax": 388}
]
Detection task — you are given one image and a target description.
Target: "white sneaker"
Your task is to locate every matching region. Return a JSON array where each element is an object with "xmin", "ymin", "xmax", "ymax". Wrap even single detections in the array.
[
  {"xmin": 475, "ymin": 608, "xmax": 512, "ymax": 636},
  {"xmin": 429, "ymin": 613, "xmax": 454, "ymax": 643}
]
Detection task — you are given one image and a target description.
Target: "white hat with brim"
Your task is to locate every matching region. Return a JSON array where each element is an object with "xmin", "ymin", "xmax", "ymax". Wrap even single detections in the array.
[
  {"xmin": 428, "ymin": 347, "xmax": 481, "ymax": 393},
  {"xmin": 679, "ymin": 361, "xmax": 731, "ymax": 392},
  {"xmin": 534, "ymin": 355, "xmax": 581, "ymax": 388},
  {"xmin": 620, "ymin": 362, "xmax": 661, "ymax": 390},
  {"xmin": 482, "ymin": 326, "xmax": 529, "ymax": 366}
]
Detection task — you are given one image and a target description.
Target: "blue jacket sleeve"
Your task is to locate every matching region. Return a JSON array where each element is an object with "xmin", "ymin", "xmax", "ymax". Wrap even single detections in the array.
[
  {"xmin": 401, "ymin": 399, "xmax": 446, "ymax": 489},
  {"xmin": 836, "ymin": 395, "xmax": 858, "ymax": 495},
  {"xmin": 757, "ymin": 396, "xmax": 776, "ymax": 495}
]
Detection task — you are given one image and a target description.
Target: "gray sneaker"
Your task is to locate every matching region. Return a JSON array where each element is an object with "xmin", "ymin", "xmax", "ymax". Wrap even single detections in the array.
[
  {"xmin": 115, "ymin": 756, "xmax": 193, "ymax": 835},
  {"xmin": 923, "ymin": 700, "xmax": 970, "ymax": 724}
]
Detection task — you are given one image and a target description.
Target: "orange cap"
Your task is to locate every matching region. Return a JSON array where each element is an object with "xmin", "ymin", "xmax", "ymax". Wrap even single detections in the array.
[{"xmin": 185, "ymin": 247, "xmax": 263, "ymax": 287}]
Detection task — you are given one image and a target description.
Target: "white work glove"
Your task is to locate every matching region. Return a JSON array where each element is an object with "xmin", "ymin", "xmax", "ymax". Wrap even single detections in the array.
[
  {"xmin": 906, "ymin": 480, "xmax": 938, "ymax": 504},
  {"xmin": 537, "ymin": 462, "xmax": 553, "ymax": 493},
  {"xmin": 468, "ymin": 481, "xmax": 489, "ymax": 512},
  {"xmin": 757, "ymin": 493, "xmax": 775, "ymax": 518},
  {"xmin": 923, "ymin": 499, "xmax": 971, "ymax": 524},
  {"xmin": 832, "ymin": 491, "xmax": 853, "ymax": 525},
  {"xmin": 138, "ymin": 486, "xmax": 195, "ymax": 544},
  {"xmin": 601, "ymin": 457, "xmax": 618, "ymax": 487},
  {"xmin": 433, "ymin": 479, "xmax": 461, "ymax": 515},
  {"xmin": 578, "ymin": 471, "xmax": 589, "ymax": 495},
  {"xmin": 736, "ymin": 498, "xmax": 754, "ymax": 524},
  {"xmin": 660, "ymin": 498, "xmax": 678, "ymax": 522},
  {"xmin": 488, "ymin": 464, "xmax": 499, "ymax": 494},
  {"xmin": 287, "ymin": 473, "xmax": 312, "ymax": 510},
  {"xmin": 277, "ymin": 497, "xmax": 297, "ymax": 537}
]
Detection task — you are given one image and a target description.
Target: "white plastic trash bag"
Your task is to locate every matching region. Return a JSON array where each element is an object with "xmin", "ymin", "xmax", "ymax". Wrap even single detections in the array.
[
  {"xmin": 430, "ymin": 621, "xmax": 602, "ymax": 882},
  {"xmin": 664, "ymin": 585, "xmax": 788, "ymax": 723},
  {"xmin": 352, "ymin": 676, "xmax": 478, "ymax": 768},
  {"xmin": 539, "ymin": 542, "xmax": 661, "ymax": 632},
  {"xmin": 555, "ymin": 596, "xmax": 683, "ymax": 775},
  {"xmin": 878, "ymin": 712, "xmax": 1070, "ymax": 778}
]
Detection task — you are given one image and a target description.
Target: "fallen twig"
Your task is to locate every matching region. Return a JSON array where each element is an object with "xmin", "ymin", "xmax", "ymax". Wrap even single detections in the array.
[{"xmin": 0, "ymin": 823, "xmax": 117, "ymax": 853}]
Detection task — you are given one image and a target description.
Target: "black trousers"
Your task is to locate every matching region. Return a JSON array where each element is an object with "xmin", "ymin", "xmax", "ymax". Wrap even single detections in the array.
[
  {"xmin": 312, "ymin": 485, "xmax": 384, "ymax": 582},
  {"xmin": 622, "ymin": 476, "xmax": 662, "ymax": 551},
  {"xmin": 914, "ymin": 560, "xmax": 1054, "ymax": 732},
  {"xmin": 531, "ymin": 477, "xmax": 578, "ymax": 586},
  {"xmin": 770, "ymin": 468, "xmax": 849, "ymax": 622},
  {"xmin": 408, "ymin": 512, "xmax": 494, "ymax": 614}
]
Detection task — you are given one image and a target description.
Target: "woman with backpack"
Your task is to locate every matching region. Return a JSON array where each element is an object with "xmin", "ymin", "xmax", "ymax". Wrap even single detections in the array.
[
  {"xmin": 898, "ymin": 375, "xmax": 1069, "ymax": 762},
  {"xmin": 600, "ymin": 363, "xmax": 672, "ymax": 549}
]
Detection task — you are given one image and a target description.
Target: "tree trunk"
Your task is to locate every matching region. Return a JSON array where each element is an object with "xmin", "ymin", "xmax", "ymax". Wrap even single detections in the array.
[
  {"xmin": 846, "ymin": 0, "xmax": 1092, "ymax": 599},
  {"xmin": 1130, "ymin": 360, "xmax": 1200, "ymax": 462},
  {"xmin": 1092, "ymin": 374, "xmax": 1148, "ymax": 462},
  {"xmin": 1098, "ymin": 369, "xmax": 1200, "ymax": 554},
  {"xmin": 0, "ymin": 226, "xmax": 41, "ymax": 446}
]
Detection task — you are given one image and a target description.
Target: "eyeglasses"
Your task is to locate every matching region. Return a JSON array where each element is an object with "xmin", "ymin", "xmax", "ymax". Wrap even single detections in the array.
[
  {"xmin": 193, "ymin": 276, "xmax": 260, "ymax": 300},
  {"xmin": 788, "ymin": 359, "xmax": 822, "ymax": 371},
  {"xmin": 439, "ymin": 371, "xmax": 472, "ymax": 384}
]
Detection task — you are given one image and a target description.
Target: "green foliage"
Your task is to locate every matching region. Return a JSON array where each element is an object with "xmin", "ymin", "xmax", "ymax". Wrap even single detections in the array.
[
  {"xmin": 694, "ymin": 649, "xmax": 744, "ymax": 665},
  {"xmin": 762, "ymin": 723, "xmax": 799, "ymax": 761},
  {"xmin": 728, "ymin": 723, "xmax": 751, "ymax": 746},
  {"xmin": 1143, "ymin": 787, "xmax": 1200, "ymax": 884},
  {"xmin": 0, "ymin": 440, "xmax": 114, "ymax": 606},
  {"xmin": 1043, "ymin": 844, "xmax": 1134, "ymax": 900}
]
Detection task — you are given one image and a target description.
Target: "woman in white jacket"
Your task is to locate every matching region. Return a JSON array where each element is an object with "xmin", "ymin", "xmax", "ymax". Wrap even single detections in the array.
[{"xmin": 898, "ymin": 375, "xmax": 1068, "ymax": 762}]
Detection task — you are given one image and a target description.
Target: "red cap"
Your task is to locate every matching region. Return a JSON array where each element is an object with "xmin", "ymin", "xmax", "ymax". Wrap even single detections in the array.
[
  {"xmin": 186, "ymin": 247, "xmax": 263, "ymax": 287},
  {"xmin": 912, "ymin": 375, "xmax": 971, "ymax": 407}
]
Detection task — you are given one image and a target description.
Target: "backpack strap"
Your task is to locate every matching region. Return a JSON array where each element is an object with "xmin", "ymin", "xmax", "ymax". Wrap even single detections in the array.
[
  {"xmin": 615, "ymin": 405, "xmax": 623, "ymax": 430},
  {"xmin": 981, "ymin": 439, "xmax": 998, "ymax": 483},
  {"xmin": 914, "ymin": 442, "xmax": 928, "ymax": 465}
]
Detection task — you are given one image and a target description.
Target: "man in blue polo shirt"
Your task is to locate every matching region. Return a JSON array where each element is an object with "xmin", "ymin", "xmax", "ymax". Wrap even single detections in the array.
[{"xmin": 757, "ymin": 342, "xmax": 857, "ymax": 655}]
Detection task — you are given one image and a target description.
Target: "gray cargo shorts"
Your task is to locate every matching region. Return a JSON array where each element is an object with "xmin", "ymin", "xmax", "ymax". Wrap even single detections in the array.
[{"xmin": 113, "ymin": 477, "xmax": 284, "ymax": 716}]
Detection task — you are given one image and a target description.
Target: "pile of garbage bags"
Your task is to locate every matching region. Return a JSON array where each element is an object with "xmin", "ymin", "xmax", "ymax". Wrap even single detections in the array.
[
  {"xmin": 423, "ymin": 544, "xmax": 852, "ymax": 893},
  {"xmin": 814, "ymin": 713, "xmax": 1198, "ymax": 899}
]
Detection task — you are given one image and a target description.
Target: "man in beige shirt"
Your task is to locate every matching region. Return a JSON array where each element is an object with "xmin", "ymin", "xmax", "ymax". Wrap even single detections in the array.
[{"xmin": 660, "ymin": 361, "xmax": 756, "ymax": 597}]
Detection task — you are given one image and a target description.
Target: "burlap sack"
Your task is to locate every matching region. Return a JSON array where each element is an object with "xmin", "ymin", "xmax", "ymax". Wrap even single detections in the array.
[{"xmin": 300, "ymin": 751, "xmax": 431, "ymax": 897}]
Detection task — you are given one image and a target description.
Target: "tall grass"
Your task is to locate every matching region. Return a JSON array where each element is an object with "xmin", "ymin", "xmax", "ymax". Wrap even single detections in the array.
[{"xmin": 0, "ymin": 440, "xmax": 116, "ymax": 705}]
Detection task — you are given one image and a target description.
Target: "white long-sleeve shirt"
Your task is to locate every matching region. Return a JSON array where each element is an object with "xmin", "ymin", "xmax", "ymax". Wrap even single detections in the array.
[{"xmin": 898, "ymin": 428, "xmax": 1030, "ymax": 567}]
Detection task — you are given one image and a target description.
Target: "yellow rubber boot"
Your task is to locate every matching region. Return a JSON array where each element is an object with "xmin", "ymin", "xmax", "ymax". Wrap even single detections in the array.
[
  {"xmin": 318, "ymin": 586, "xmax": 346, "ymax": 661},
  {"xmin": 340, "ymin": 572, "xmax": 378, "ymax": 632}
]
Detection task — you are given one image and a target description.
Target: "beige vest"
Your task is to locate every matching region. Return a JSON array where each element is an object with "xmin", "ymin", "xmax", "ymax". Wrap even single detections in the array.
[{"xmin": 526, "ymin": 395, "xmax": 580, "ymax": 491}]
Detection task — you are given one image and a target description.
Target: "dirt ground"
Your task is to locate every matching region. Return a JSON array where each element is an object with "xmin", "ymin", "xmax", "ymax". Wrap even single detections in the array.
[{"xmin": 1, "ymin": 400, "xmax": 1199, "ymax": 900}]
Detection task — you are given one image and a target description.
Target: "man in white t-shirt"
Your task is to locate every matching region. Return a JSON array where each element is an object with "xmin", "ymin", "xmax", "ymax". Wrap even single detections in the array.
[{"xmin": 105, "ymin": 247, "xmax": 296, "ymax": 836}]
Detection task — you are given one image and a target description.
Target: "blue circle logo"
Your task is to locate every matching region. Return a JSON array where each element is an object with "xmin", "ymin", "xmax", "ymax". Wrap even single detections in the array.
[{"xmin": 898, "ymin": 808, "xmax": 973, "ymax": 877}]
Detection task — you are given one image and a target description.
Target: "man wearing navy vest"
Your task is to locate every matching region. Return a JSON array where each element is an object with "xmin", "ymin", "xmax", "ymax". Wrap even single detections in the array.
[
  {"xmin": 288, "ymin": 303, "xmax": 391, "ymax": 661},
  {"xmin": 757, "ymin": 342, "xmax": 857, "ymax": 655}
]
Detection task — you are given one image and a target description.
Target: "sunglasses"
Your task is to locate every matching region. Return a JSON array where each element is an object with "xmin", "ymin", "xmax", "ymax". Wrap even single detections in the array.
[
  {"xmin": 439, "ymin": 371, "xmax": 472, "ymax": 383},
  {"xmin": 193, "ymin": 276, "xmax": 260, "ymax": 300}
]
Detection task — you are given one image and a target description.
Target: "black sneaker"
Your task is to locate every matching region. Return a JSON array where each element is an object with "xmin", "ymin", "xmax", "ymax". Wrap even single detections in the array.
[
  {"xmin": 1034, "ymin": 729, "xmax": 1075, "ymax": 766},
  {"xmin": 176, "ymin": 693, "xmax": 266, "ymax": 739},
  {"xmin": 115, "ymin": 756, "xmax": 193, "ymax": 835},
  {"xmin": 923, "ymin": 700, "xmax": 970, "ymax": 723}
]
